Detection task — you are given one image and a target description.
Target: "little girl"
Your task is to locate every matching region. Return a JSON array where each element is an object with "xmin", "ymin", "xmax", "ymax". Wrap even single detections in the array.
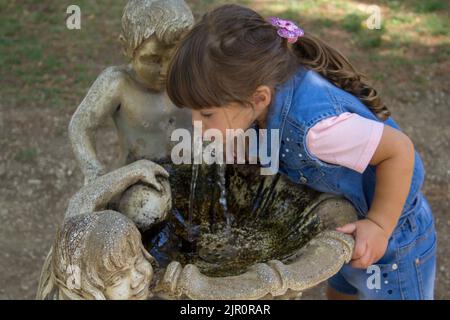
[{"xmin": 165, "ymin": 4, "xmax": 437, "ymax": 300}]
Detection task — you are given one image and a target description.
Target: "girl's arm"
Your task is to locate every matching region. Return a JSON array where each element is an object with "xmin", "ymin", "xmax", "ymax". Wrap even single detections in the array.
[
  {"xmin": 337, "ymin": 125, "xmax": 415, "ymax": 268},
  {"xmin": 367, "ymin": 125, "xmax": 415, "ymax": 235}
]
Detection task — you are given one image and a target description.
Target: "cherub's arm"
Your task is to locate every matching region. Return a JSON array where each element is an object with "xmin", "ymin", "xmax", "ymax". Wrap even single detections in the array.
[
  {"xmin": 65, "ymin": 160, "xmax": 169, "ymax": 219},
  {"xmin": 69, "ymin": 66, "xmax": 125, "ymax": 185}
]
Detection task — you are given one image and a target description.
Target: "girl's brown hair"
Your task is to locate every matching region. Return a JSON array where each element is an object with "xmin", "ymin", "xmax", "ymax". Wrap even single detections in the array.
[{"xmin": 166, "ymin": 4, "xmax": 390, "ymax": 120}]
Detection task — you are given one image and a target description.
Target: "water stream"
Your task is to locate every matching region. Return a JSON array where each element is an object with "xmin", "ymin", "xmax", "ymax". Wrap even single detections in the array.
[
  {"xmin": 216, "ymin": 163, "xmax": 234, "ymax": 235},
  {"xmin": 187, "ymin": 162, "xmax": 235, "ymax": 241},
  {"xmin": 143, "ymin": 163, "xmax": 321, "ymax": 277},
  {"xmin": 187, "ymin": 163, "xmax": 199, "ymax": 242}
]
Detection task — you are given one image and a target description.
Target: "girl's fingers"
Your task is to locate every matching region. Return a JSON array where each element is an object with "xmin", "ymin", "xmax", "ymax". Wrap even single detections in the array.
[
  {"xmin": 352, "ymin": 238, "xmax": 367, "ymax": 261},
  {"xmin": 336, "ymin": 223, "xmax": 357, "ymax": 234},
  {"xmin": 351, "ymin": 249, "xmax": 373, "ymax": 269}
]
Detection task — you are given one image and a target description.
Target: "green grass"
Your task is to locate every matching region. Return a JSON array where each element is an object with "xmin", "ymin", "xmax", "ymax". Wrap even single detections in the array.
[
  {"xmin": 359, "ymin": 33, "xmax": 384, "ymax": 49},
  {"xmin": 413, "ymin": 0, "xmax": 447, "ymax": 13},
  {"xmin": 341, "ymin": 13, "xmax": 385, "ymax": 49},
  {"xmin": 388, "ymin": 13, "xmax": 415, "ymax": 26},
  {"xmin": 375, "ymin": 0, "xmax": 447, "ymax": 13},
  {"xmin": 45, "ymin": 55, "xmax": 63, "ymax": 71},
  {"xmin": 190, "ymin": 0, "xmax": 250, "ymax": 11},
  {"xmin": 0, "ymin": 0, "xmax": 448, "ymax": 112},
  {"xmin": 15, "ymin": 148, "xmax": 38, "ymax": 163},
  {"xmin": 422, "ymin": 14, "xmax": 449, "ymax": 36},
  {"xmin": 412, "ymin": 74, "xmax": 427, "ymax": 85},
  {"xmin": 0, "ymin": 0, "xmax": 126, "ymax": 108},
  {"xmin": 342, "ymin": 13, "xmax": 364, "ymax": 33}
]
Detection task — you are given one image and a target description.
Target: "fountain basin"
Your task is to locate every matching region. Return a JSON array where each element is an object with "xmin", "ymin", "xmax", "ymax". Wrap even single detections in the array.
[{"xmin": 142, "ymin": 163, "xmax": 357, "ymax": 300}]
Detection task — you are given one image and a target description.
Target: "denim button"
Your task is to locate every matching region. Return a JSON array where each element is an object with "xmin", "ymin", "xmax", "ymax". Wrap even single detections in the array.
[
  {"xmin": 300, "ymin": 176, "xmax": 308, "ymax": 184},
  {"xmin": 392, "ymin": 263, "xmax": 398, "ymax": 270}
]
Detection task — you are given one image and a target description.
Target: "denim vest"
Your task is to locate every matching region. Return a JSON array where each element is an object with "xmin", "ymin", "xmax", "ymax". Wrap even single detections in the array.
[{"xmin": 263, "ymin": 66, "xmax": 425, "ymax": 221}]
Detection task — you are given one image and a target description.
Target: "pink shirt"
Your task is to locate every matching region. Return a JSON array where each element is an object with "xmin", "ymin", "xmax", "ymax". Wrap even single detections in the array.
[{"xmin": 306, "ymin": 112, "xmax": 384, "ymax": 173}]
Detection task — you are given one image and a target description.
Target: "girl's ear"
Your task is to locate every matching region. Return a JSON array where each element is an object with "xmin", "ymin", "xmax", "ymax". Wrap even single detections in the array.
[{"xmin": 252, "ymin": 86, "xmax": 272, "ymax": 111}]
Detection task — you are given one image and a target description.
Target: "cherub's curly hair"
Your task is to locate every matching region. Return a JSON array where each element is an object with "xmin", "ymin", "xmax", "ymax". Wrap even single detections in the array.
[
  {"xmin": 120, "ymin": 0, "xmax": 194, "ymax": 58},
  {"xmin": 37, "ymin": 211, "xmax": 145, "ymax": 300}
]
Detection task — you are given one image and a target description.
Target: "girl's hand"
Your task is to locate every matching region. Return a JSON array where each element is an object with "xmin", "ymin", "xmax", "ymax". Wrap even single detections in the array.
[{"xmin": 336, "ymin": 219, "xmax": 390, "ymax": 269}]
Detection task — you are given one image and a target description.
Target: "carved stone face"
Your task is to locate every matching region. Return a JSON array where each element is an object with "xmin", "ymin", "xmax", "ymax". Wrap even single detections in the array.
[
  {"xmin": 104, "ymin": 249, "xmax": 153, "ymax": 300},
  {"xmin": 132, "ymin": 36, "xmax": 176, "ymax": 91}
]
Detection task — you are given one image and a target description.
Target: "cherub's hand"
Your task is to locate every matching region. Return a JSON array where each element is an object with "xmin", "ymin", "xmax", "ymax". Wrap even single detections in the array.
[
  {"xmin": 336, "ymin": 218, "xmax": 390, "ymax": 269},
  {"xmin": 131, "ymin": 160, "xmax": 169, "ymax": 192},
  {"xmin": 84, "ymin": 166, "xmax": 106, "ymax": 185}
]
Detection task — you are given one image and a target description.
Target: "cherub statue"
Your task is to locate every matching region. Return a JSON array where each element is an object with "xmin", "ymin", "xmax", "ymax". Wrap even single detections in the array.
[
  {"xmin": 69, "ymin": 0, "xmax": 194, "ymax": 185},
  {"xmin": 37, "ymin": 211, "xmax": 153, "ymax": 300},
  {"xmin": 36, "ymin": 160, "xmax": 171, "ymax": 300}
]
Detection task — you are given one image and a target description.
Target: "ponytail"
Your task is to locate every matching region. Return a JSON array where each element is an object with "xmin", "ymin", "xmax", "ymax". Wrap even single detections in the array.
[{"xmin": 292, "ymin": 33, "xmax": 390, "ymax": 120}]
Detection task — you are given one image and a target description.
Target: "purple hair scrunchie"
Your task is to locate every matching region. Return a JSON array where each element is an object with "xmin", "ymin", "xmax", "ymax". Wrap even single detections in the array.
[{"xmin": 268, "ymin": 16, "xmax": 304, "ymax": 43}]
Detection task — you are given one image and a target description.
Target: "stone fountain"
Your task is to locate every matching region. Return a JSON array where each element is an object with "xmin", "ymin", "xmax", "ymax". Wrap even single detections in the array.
[
  {"xmin": 144, "ymin": 162, "xmax": 357, "ymax": 300},
  {"xmin": 36, "ymin": 0, "xmax": 357, "ymax": 300},
  {"xmin": 36, "ymin": 159, "xmax": 357, "ymax": 300}
]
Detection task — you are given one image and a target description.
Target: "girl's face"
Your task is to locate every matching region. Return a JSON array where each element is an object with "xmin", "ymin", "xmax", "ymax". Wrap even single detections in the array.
[
  {"xmin": 104, "ymin": 248, "xmax": 153, "ymax": 300},
  {"xmin": 192, "ymin": 102, "xmax": 262, "ymax": 138},
  {"xmin": 191, "ymin": 87, "xmax": 272, "ymax": 139}
]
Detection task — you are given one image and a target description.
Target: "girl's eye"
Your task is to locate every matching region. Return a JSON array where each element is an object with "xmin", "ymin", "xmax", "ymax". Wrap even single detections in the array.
[{"xmin": 201, "ymin": 113, "xmax": 213, "ymax": 118}]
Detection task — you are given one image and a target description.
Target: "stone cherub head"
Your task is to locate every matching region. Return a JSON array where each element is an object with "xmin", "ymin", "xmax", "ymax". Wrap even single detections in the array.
[
  {"xmin": 39, "ymin": 211, "xmax": 154, "ymax": 300},
  {"xmin": 119, "ymin": 0, "xmax": 194, "ymax": 91}
]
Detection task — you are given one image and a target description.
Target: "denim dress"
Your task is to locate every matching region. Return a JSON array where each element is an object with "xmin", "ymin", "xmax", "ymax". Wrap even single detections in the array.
[{"xmin": 263, "ymin": 65, "xmax": 437, "ymax": 299}]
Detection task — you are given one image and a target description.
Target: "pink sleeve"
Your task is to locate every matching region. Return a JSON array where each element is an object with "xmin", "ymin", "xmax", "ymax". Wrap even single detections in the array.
[{"xmin": 306, "ymin": 112, "xmax": 384, "ymax": 173}]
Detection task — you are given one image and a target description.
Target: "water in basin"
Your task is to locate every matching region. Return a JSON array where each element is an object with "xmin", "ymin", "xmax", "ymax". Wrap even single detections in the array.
[{"xmin": 142, "ymin": 162, "xmax": 324, "ymax": 277}]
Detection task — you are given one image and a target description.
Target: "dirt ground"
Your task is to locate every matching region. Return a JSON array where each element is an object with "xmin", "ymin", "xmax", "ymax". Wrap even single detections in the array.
[{"xmin": 0, "ymin": 0, "xmax": 448, "ymax": 299}]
